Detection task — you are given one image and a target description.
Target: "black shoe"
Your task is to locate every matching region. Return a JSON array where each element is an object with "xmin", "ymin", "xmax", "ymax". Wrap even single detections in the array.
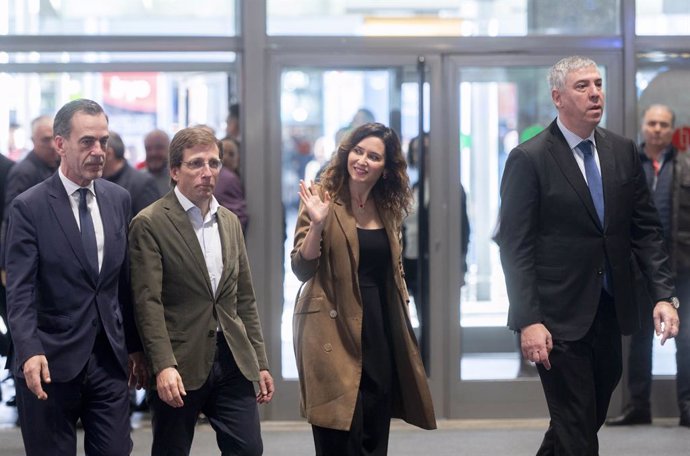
[
  {"xmin": 605, "ymin": 407, "xmax": 652, "ymax": 426},
  {"xmin": 680, "ymin": 410, "xmax": 690, "ymax": 428}
]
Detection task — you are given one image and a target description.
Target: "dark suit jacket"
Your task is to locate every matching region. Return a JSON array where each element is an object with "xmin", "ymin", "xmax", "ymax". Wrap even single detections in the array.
[
  {"xmin": 129, "ymin": 191, "xmax": 269, "ymax": 391},
  {"xmin": 1, "ymin": 150, "xmax": 56, "ymax": 267},
  {"xmin": 0, "ymin": 154, "xmax": 14, "ymax": 356},
  {"xmin": 106, "ymin": 162, "xmax": 161, "ymax": 216},
  {"xmin": 5, "ymin": 173, "xmax": 140, "ymax": 381},
  {"xmin": 498, "ymin": 120, "xmax": 674, "ymax": 340}
]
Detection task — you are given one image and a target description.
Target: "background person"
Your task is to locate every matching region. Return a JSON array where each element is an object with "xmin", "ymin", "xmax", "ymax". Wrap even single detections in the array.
[
  {"xmin": 291, "ymin": 122, "xmax": 436, "ymax": 455},
  {"xmin": 104, "ymin": 131, "xmax": 161, "ymax": 217},
  {"xmin": 214, "ymin": 137, "xmax": 248, "ymax": 232},
  {"xmin": 143, "ymin": 129, "xmax": 171, "ymax": 196},
  {"xmin": 606, "ymin": 104, "xmax": 690, "ymax": 428},
  {"xmin": 498, "ymin": 56, "xmax": 679, "ymax": 454}
]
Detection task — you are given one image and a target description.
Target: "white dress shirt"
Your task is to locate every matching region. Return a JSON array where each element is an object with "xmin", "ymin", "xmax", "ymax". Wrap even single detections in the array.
[
  {"xmin": 557, "ymin": 116, "xmax": 601, "ymax": 183},
  {"xmin": 58, "ymin": 168, "xmax": 105, "ymax": 273},
  {"xmin": 174, "ymin": 186, "xmax": 224, "ymax": 295}
]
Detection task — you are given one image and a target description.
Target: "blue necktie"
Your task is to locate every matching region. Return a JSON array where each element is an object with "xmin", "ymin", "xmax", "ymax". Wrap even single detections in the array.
[
  {"xmin": 78, "ymin": 188, "xmax": 99, "ymax": 278},
  {"xmin": 579, "ymin": 140, "xmax": 604, "ymax": 226},
  {"xmin": 579, "ymin": 140, "xmax": 612, "ymax": 294}
]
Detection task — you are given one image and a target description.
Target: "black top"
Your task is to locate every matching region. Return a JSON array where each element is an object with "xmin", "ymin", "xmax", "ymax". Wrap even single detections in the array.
[{"xmin": 357, "ymin": 227, "xmax": 390, "ymax": 287}]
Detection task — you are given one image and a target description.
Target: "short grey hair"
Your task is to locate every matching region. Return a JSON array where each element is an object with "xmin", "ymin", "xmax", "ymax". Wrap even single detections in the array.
[{"xmin": 548, "ymin": 56, "xmax": 599, "ymax": 91}]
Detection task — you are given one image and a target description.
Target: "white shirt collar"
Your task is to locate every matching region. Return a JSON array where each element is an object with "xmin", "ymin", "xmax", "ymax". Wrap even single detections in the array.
[
  {"xmin": 173, "ymin": 186, "xmax": 220, "ymax": 218},
  {"xmin": 557, "ymin": 116, "xmax": 597, "ymax": 152},
  {"xmin": 58, "ymin": 167, "xmax": 96, "ymax": 196}
]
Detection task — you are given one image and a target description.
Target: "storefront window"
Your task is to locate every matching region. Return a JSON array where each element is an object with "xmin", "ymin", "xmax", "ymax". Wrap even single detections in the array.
[
  {"xmin": 3, "ymin": 0, "xmax": 237, "ymax": 36},
  {"xmin": 268, "ymin": 0, "xmax": 620, "ymax": 37}
]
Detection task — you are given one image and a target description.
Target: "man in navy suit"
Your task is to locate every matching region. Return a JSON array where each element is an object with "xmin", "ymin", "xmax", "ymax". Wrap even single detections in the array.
[
  {"xmin": 5, "ymin": 99, "xmax": 147, "ymax": 456},
  {"xmin": 498, "ymin": 56, "xmax": 680, "ymax": 454}
]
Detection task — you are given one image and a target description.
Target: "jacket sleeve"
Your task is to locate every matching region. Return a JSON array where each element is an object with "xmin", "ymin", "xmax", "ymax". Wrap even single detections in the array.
[
  {"xmin": 498, "ymin": 147, "xmax": 544, "ymax": 331},
  {"xmin": 629, "ymin": 142, "xmax": 675, "ymax": 300},
  {"xmin": 233, "ymin": 218, "xmax": 269, "ymax": 371},
  {"xmin": 290, "ymin": 193, "xmax": 323, "ymax": 282},
  {"xmin": 5, "ymin": 198, "xmax": 43, "ymax": 370},
  {"xmin": 129, "ymin": 213, "xmax": 177, "ymax": 375},
  {"xmin": 118, "ymin": 194, "xmax": 143, "ymax": 354}
]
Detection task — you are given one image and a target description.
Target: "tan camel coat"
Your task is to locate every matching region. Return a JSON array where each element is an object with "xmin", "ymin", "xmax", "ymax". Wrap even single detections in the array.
[{"xmin": 291, "ymin": 193, "xmax": 436, "ymax": 431}]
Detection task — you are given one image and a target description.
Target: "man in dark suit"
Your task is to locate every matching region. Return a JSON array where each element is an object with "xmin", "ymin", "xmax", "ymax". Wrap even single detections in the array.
[
  {"xmin": 129, "ymin": 127, "xmax": 273, "ymax": 456},
  {"xmin": 104, "ymin": 130, "xmax": 161, "ymax": 216},
  {"xmin": 4, "ymin": 99, "xmax": 147, "ymax": 456},
  {"xmin": 498, "ymin": 56, "xmax": 680, "ymax": 454}
]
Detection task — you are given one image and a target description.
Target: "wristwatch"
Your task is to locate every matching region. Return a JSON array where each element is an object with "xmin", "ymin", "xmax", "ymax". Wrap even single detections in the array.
[{"xmin": 661, "ymin": 297, "xmax": 680, "ymax": 309}]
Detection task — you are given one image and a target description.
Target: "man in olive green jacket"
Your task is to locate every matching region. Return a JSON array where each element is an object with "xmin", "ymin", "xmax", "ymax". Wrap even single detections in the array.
[{"xmin": 129, "ymin": 127, "xmax": 272, "ymax": 456}]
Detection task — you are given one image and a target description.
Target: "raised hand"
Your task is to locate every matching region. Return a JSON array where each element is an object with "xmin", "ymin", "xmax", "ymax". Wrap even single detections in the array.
[{"xmin": 298, "ymin": 180, "xmax": 331, "ymax": 227}]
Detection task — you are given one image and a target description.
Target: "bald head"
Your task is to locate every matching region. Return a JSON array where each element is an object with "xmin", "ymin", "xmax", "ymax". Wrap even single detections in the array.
[
  {"xmin": 641, "ymin": 104, "xmax": 675, "ymax": 158},
  {"xmin": 31, "ymin": 115, "xmax": 58, "ymax": 167},
  {"xmin": 144, "ymin": 129, "xmax": 170, "ymax": 173}
]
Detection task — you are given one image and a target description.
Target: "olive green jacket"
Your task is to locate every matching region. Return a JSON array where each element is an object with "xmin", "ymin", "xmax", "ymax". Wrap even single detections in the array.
[
  {"xmin": 291, "ymin": 192, "xmax": 436, "ymax": 431},
  {"xmin": 129, "ymin": 191, "xmax": 268, "ymax": 390}
]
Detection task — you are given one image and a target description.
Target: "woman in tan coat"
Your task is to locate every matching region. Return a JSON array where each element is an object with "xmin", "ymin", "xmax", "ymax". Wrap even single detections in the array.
[{"xmin": 291, "ymin": 122, "xmax": 436, "ymax": 455}]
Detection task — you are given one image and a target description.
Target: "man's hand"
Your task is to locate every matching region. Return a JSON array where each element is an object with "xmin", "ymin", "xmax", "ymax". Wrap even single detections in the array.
[
  {"xmin": 520, "ymin": 323, "xmax": 553, "ymax": 370},
  {"xmin": 653, "ymin": 301, "xmax": 680, "ymax": 345},
  {"xmin": 256, "ymin": 370, "xmax": 274, "ymax": 404},
  {"xmin": 128, "ymin": 351, "xmax": 149, "ymax": 390},
  {"xmin": 156, "ymin": 367, "xmax": 186, "ymax": 408},
  {"xmin": 22, "ymin": 355, "xmax": 50, "ymax": 400}
]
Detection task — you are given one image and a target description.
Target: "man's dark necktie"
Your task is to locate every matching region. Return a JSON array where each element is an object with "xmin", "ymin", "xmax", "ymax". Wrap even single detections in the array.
[
  {"xmin": 78, "ymin": 188, "xmax": 99, "ymax": 277},
  {"xmin": 579, "ymin": 140, "xmax": 604, "ymax": 226}
]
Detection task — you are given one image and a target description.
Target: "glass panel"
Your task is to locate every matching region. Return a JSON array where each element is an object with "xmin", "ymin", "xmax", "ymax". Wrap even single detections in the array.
[
  {"xmin": 636, "ymin": 0, "xmax": 690, "ymax": 36},
  {"xmin": 1, "ymin": 52, "xmax": 236, "ymax": 65},
  {"xmin": 637, "ymin": 52, "xmax": 690, "ymax": 375},
  {"xmin": 3, "ymin": 0, "xmax": 237, "ymax": 36},
  {"xmin": 280, "ymin": 66, "xmax": 428, "ymax": 379},
  {"xmin": 268, "ymin": 0, "xmax": 620, "ymax": 37},
  {"xmin": 458, "ymin": 65, "xmax": 607, "ymax": 380},
  {"xmin": 0, "ymin": 69, "xmax": 236, "ymax": 164}
]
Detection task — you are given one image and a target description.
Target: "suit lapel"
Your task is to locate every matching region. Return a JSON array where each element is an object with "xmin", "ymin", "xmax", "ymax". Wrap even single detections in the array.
[
  {"xmin": 332, "ymin": 200, "xmax": 359, "ymax": 269},
  {"xmin": 47, "ymin": 173, "xmax": 96, "ymax": 286},
  {"xmin": 547, "ymin": 122, "xmax": 603, "ymax": 231},
  {"xmin": 214, "ymin": 209, "xmax": 234, "ymax": 299},
  {"xmin": 162, "ymin": 192, "xmax": 214, "ymax": 296}
]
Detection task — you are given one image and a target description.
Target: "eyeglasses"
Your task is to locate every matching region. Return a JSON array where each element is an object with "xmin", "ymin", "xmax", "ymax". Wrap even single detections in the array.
[{"xmin": 181, "ymin": 158, "xmax": 223, "ymax": 171}]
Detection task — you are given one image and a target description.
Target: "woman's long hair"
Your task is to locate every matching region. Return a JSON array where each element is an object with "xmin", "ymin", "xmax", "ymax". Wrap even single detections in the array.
[{"xmin": 320, "ymin": 122, "xmax": 412, "ymax": 223}]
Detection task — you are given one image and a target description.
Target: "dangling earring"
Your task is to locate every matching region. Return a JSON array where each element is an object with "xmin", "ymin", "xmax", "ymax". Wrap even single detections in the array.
[{"xmin": 382, "ymin": 170, "xmax": 388, "ymax": 179}]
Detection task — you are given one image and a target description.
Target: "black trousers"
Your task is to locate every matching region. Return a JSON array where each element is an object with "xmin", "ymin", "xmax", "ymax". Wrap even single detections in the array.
[
  {"xmin": 626, "ymin": 277, "xmax": 690, "ymax": 413},
  {"xmin": 536, "ymin": 294, "xmax": 622, "ymax": 456},
  {"xmin": 149, "ymin": 334, "xmax": 262, "ymax": 456},
  {"xmin": 311, "ymin": 383, "xmax": 392, "ymax": 456},
  {"xmin": 15, "ymin": 333, "xmax": 132, "ymax": 456}
]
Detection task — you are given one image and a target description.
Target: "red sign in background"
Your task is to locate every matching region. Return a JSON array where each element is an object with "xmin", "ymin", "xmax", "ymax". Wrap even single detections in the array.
[{"xmin": 673, "ymin": 127, "xmax": 690, "ymax": 153}]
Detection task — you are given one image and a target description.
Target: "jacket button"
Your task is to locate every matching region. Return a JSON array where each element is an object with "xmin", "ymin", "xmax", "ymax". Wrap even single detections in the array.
[
  {"xmin": 596, "ymin": 269, "xmax": 603, "ymax": 276},
  {"xmin": 329, "ymin": 310, "xmax": 338, "ymax": 318},
  {"xmin": 208, "ymin": 330, "xmax": 215, "ymax": 337},
  {"xmin": 323, "ymin": 343, "xmax": 333, "ymax": 352}
]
